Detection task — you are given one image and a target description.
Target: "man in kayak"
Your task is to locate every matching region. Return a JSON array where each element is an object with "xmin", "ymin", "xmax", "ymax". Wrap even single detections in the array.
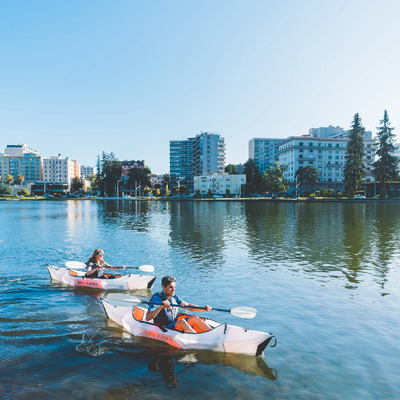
[
  {"xmin": 85, "ymin": 249, "xmax": 126, "ymax": 279},
  {"xmin": 146, "ymin": 276, "xmax": 213, "ymax": 333}
]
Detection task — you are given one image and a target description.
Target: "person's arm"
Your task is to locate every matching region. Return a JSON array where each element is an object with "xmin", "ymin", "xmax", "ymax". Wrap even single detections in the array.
[
  {"xmin": 145, "ymin": 299, "xmax": 171, "ymax": 321},
  {"xmin": 180, "ymin": 301, "xmax": 212, "ymax": 312},
  {"xmin": 106, "ymin": 265, "xmax": 126, "ymax": 270}
]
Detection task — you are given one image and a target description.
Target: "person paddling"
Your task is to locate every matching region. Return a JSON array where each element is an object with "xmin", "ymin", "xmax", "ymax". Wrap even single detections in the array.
[
  {"xmin": 146, "ymin": 276, "xmax": 213, "ymax": 333},
  {"xmin": 85, "ymin": 249, "xmax": 126, "ymax": 279}
]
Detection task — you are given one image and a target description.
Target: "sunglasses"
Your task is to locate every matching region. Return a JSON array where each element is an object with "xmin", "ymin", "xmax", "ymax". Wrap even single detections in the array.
[{"xmin": 96, "ymin": 253, "xmax": 104, "ymax": 256}]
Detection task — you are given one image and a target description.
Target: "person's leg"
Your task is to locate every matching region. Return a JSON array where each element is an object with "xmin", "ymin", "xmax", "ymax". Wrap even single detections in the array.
[
  {"xmin": 173, "ymin": 318, "xmax": 196, "ymax": 333},
  {"xmin": 186, "ymin": 315, "xmax": 212, "ymax": 332}
]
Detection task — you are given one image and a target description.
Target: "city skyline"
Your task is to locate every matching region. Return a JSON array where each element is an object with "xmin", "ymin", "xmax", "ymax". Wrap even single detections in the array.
[{"xmin": 1, "ymin": 1, "xmax": 399, "ymax": 174}]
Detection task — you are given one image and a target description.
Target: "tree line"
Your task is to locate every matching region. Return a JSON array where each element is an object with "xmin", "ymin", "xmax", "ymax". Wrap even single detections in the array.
[{"xmin": 94, "ymin": 152, "xmax": 170, "ymax": 196}]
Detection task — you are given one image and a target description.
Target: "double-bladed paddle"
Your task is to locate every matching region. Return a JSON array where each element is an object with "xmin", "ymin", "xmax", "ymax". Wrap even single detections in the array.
[
  {"xmin": 105, "ymin": 293, "xmax": 257, "ymax": 319},
  {"xmin": 64, "ymin": 261, "xmax": 155, "ymax": 273}
]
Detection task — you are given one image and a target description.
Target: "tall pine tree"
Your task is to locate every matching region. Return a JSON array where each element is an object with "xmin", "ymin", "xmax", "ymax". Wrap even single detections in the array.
[
  {"xmin": 373, "ymin": 110, "xmax": 398, "ymax": 196},
  {"xmin": 344, "ymin": 113, "xmax": 366, "ymax": 196}
]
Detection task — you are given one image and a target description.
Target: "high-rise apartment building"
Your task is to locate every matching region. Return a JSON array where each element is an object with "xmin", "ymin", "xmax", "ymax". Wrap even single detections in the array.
[
  {"xmin": 0, "ymin": 144, "xmax": 42, "ymax": 183},
  {"xmin": 170, "ymin": 132, "xmax": 225, "ymax": 191},
  {"xmin": 279, "ymin": 130, "xmax": 375, "ymax": 187},
  {"xmin": 249, "ymin": 138, "xmax": 285, "ymax": 175}
]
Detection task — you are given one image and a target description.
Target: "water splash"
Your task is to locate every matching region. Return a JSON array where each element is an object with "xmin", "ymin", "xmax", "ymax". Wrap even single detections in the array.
[{"xmin": 76, "ymin": 332, "xmax": 110, "ymax": 357}]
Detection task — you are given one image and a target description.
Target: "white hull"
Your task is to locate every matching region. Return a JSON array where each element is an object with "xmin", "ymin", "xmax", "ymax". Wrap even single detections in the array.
[
  {"xmin": 101, "ymin": 298, "xmax": 276, "ymax": 356},
  {"xmin": 47, "ymin": 265, "xmax": 156, "ymax": 290}
]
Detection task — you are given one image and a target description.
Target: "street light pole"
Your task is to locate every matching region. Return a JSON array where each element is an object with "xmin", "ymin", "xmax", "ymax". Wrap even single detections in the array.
[{"xmin": 116, "ymin": 179, "xmax": 122, "ymax": 197}]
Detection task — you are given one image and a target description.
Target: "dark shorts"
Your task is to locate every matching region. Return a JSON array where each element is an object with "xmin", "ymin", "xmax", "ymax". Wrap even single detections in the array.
[{"xmin": 168, "ymin": 317, "xmax": 189, "ymax": 330}]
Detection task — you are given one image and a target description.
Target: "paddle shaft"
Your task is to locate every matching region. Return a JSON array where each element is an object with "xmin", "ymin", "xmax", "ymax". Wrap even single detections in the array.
[{"xmin": 142, "ymin": 301, "xmax": 229, "ymax": 313}]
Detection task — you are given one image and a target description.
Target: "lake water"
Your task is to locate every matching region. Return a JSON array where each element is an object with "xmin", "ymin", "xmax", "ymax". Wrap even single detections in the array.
[{"xmin": 1, "ymin": 200, "xmax": 399, "ymax": 399}]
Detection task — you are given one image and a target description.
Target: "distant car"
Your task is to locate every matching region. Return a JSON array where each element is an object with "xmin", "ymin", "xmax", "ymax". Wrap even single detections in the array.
[
  {"xmin": 213, "ymin": 195, "xmax": 223, "ymax": 198},
  {"xmin": 354, "ymin": 195, "xmax": 366, "ymax": 199}
]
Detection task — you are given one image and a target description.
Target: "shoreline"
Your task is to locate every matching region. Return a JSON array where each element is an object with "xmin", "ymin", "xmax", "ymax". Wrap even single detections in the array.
[{"xmin": 1, "ymin": 196, "xmax": 399, "ymax": 203}]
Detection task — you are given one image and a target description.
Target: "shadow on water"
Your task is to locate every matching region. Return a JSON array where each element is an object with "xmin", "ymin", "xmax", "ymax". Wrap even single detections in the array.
[{"xmin": 108, "ymin": 339, "xmax": 278, "ymax": 390}]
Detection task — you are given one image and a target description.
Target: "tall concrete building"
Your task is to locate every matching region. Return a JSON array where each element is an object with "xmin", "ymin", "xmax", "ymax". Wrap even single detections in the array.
[
  {"xmin": 249, "ymin": 138, "xmax": 285, "ymax": 175},
  {"xmin": 0, "ymin": 144, "xmax": 42, "ymax": 183},
  {"xmin": 43, "ymin": 155, "xmax": 80, "ymax": 190},
  {"xmin": 170, "ymin": 132, "xmax": 225, "ymax": 192}
]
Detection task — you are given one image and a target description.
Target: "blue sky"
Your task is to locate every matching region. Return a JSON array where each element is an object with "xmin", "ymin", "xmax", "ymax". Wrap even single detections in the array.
[{"xmin": 1, "ymin": 0, "xmax": 400, "ymax": 174}]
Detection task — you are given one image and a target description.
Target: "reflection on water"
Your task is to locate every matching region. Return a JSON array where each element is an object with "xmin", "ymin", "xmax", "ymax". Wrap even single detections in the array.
[{"xmin": 88, "ymin": 200, "xmax": 400, "ymax": 292}]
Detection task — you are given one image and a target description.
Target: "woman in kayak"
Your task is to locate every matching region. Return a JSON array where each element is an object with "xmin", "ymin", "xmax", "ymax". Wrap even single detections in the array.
[
  {"xmin": 146, "ymin": 276, "xmax": 213, "ymax": 333},
  {"xmin": 85, "ymin": 249, "xmax": 126, "ymax": 279}
]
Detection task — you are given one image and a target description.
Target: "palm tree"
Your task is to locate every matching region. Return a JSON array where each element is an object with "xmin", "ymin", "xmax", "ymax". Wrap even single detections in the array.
[
  {"xmin": 16, "ymin": 174, "xmax": 25, "ymax": 188},
  {"xmin": 5, "ymin": 174, "xmax": 13, "ymax": 187}
]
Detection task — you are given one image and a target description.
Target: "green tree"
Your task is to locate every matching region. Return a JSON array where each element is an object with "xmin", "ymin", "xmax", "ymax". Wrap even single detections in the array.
[
  {"xmin": 344, "ymin": 113, "xmax": 366, "ymax": 196},
  {"xmin": 18, "ymin": 188, "xmax": 30, "ymax": 197},
  {"xmin": 126, "ymin": 167, "xmax": 152, "ymax": 196},
  {"xmin": 295, "ymin": 166, "xmax": 319, "ymax": 196},
  {"xmin": 16, "ymin": 174, "xmax": 24, "ymax": 187},
  {"xmin": 225, "ymin": 164, "xmax": 237, "ymax": 174},
  {"xmin": 98, "ymin": 152, "xmax": 122, "ymax": 196},
  {"xmin": 244, "ymin": 158, "xmax": 264, "ymax": 194},
  {"xmin": 263, "ymin": 162, "xmax": 288, "ymax": 197},
  {"xmin": 225, "ymin": 188, "xmax": 230, "ymax": 198},
  {"xmin": 0, "ymin": 185, "xmax": 12, "ymax": 195},
  {"xmin": 373, "ymin": 110, "xmax": 399, "ymax": 197},
  {"xmin": 88, "ymin": 173, "xmax": 97, "ymax": 191},
  {"xmin": 5, "ymin": 174, "xmax": 13, "ymax": 186},
  {"xmin": 179, "ymin": 185, "xmax": 189, "ymax": 195},
  {"xmin": 161, "ymin": 173, "xmax": 170, "ymax": 190},
  {"xmin": 71, "ymin": 177, "xmax": 84, "ymax": 192},
  {"xmin": 207, "ymin": 188, "xmax": 213, "ymax": 197}
]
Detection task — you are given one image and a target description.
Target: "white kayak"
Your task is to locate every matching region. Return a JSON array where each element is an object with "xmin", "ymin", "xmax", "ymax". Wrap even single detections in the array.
[
  {"xmin": 101, "ymin": 297, "xmax": 276, "ymax": 356},
  {"xmin": 47, "ymin": 265, "xmax": 156, "ymax": 290}
]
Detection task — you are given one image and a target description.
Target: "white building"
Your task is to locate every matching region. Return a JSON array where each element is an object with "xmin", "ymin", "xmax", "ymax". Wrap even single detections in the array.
[
  {"xmin": 81, "ymin": 165, "xmax": 94, "ymax": 180},
  {"xmin": 279, "ymin": 135, "xmax": 376, "ymax": 185},
  {"xmin": 43, "ymin": 155, "xmax": 80, "ymax": 190},
  {"xmin": 249, "ymin": 138, "xmax": 285, "ymax": 175},
  {"xmin": 149, "ymin": 174, "xmax": 164, "ymax": 187},
  {"xmin": 194, "ymin": 173, "xmax": 246, "ymax": 196},
  {"xmin": 0, "ymin": 144, "xmax": 42, "ymax": 183}
]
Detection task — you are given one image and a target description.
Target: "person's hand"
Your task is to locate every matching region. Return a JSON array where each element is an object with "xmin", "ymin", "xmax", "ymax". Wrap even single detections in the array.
[
  {"xmin": 162, "ymin": 300, "xmax": 171, "ymax": 308},
  {"xmin": 121, "ymin": 265, "xmax": 126, "ymax": 269},
  {"xmin": 205, "ymin": 305, "xmax": 212, "ymax": 312}
]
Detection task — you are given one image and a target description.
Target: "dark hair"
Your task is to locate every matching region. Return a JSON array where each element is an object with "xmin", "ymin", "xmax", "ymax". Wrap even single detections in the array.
[{"xmin": 161, "ymin": 276, "xmax": 176, "ymax": 287}]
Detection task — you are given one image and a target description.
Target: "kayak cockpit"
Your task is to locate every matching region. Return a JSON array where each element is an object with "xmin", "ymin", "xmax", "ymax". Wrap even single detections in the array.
[{"xmin": 132, "ymin": 306, "xmax": 221, "ymax": 333}]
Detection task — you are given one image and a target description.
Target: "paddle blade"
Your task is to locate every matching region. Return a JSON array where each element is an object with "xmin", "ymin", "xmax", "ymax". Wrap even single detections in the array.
[
  {"xmin": 106, "ymin": 293, "xmax": 142, "ymax": 306},
  {"xmin": 137, "ymin": 264, "xmax": 155, "ymax": 272},
  {"xmin": 230, "ymin": 307, "xmax": 257, "ymax": 319},
  {"xmin": 65, "ymin": 261, "xmax": 86, "ymax": 269}
]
